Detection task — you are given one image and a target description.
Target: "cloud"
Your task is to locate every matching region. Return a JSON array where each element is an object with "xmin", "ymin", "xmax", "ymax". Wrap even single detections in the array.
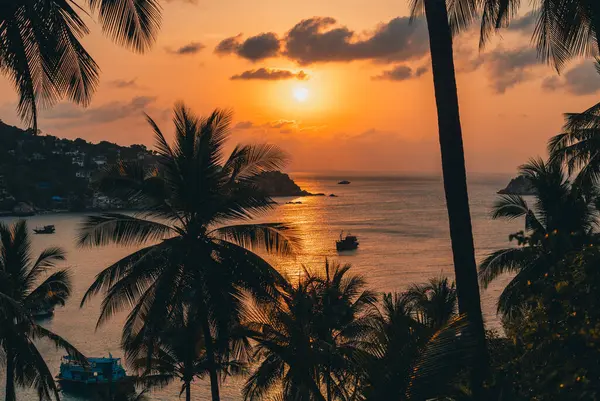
[
  {"xmin": 284, "ymin": 17, "xmax": 429, "ymax": 65},
  {"xmin": 215, "ymin": 33, "xmax": 280, "ymax": 61},
  {"xmin": 372, "ymin": 65, "xmax": 412, "ymax": 81},
  {"xmin": 233, "ymin": 119, "xmax": 299, "ymax": 133},
  {"xmin": 372, "ymin": 64, "xmax": 428, "ymax": 81},
  {"xmin": 216, "ymin": 17, "xmax": 429, "ymax": 65},
  {"xmin": 42, "ymin": 96, "xmax": 157, "ymax": 126},
  {"xmin": 230, "ymin": 68, "xmax": 308, "ymax": 81},
  {"xmin": 415, "ymin": 66, "xmax": 428, "ymax": 76},
  {"xmin": 168, "ymin": 42, "xmax": 205, "ymax": 55},
  {"xmin": 235, "ymin": 121, "xmax": 255, "ymax": 129},
  {"xmin": 541, "ymin": 61, "xmax": 600, "ymax": 95},
  {"xmin": 108, "ymin": 78, "xmax": 139, "ymax": 89},
  {"xmin": 464, "ymin": 46, "xmax": 541, "ymax": 93},
  {"xmin": 508, "ymin": 11, "xmax": 537, "ymax": 34},
  {"xmin": 264, "ymin": 119, "xmax": 297, "ymax": 129}
]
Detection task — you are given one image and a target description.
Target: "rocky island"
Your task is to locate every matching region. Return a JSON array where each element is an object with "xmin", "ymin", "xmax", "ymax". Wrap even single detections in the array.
[
  {"xmin": 256, "ymin": 171, "xmax": 325, "ymax": 197},
  {"xmin": 498, "ymin": 175, "xmax": 536, "ymax": 195}
]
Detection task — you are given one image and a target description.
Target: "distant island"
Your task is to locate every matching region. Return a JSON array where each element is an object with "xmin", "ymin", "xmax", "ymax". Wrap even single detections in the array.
[
  {"xmin": 498, "ymin": 175, "xmax": 536, "ymax": 195},
  {"xmin": 256, "ymin": 171, "xmax": 324, "ymax": 197}
]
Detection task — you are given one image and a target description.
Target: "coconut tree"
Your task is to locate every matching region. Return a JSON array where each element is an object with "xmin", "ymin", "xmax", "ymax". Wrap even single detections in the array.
[
  {"xmin": 124, "ymin": 303, "xmax": 248, "ymax": 401},
  {"xmin": 358, "ymin": 278, "xmax": 471, "ymax": 401},
  {"xmin": 480, "ymin": 158, "xmax": 599, "ymax": 318},
  {"xmin": 478, "ymin": 0, "xmax": 600, "ymax": 68},
  {"xmin": 243, "ymin": 261, "xmax": 375, "ymax": 401},
  {"xmin": 310, "ymin": 261, "xmax": 377, "ymax": 401},
  {"xmin": 0, "ymin": 220, "xmax": 84, "ymax": 401},
  {"xmin": 549, "ymin": 101, "xmax": 600, "ymax": 187},
  {"xmin": 408, "ymin": 0, "xmax": 487, "ymax": 389},
  {"xmin": 403, "ymin": 276, "xmax": 458, "ymax": 331},
  {"xmin": 78, "ymin": 104, "xmax": 298, "ymax": 401},
  {"xmin": 243, "ymin": 274, "xmax": 326, "ymax": 401},
  {"xmin": 1, "ymin": 0, "xmax": 161, "ymax": 129}
]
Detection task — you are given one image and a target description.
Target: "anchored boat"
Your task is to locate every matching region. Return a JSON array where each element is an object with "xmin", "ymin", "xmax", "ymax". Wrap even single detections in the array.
[
  {"xmin": 57, "ymin": 354, "xmax": 133, "ymax": 392},
  {"xmin": 33, "ymin": 225, "xmax": 55, "ymax": 234},
  {"xmin": 336, "ymin": 231, "xmax": 359, "ymax": 251}
]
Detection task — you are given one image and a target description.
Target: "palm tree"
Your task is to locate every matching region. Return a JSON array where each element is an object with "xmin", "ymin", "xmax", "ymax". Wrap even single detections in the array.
[
  {"xmin": 79, "ymin": 103, "xmax": 298, "ymax": 401},
  {"xmin": 480, "ymin": 158, "xmax": 598, "ymax": 318},
  {"xmin": 358, "ymin": 292, "xmax": 425, "ymax": 401},
  {"xmin": 124, "ymin": 304, "xmax": 248, "ymax": 401},
  {"xmin": 310, "ymin": 261, "xmax": 377, "ymax": 401},
  {"xmin": 2, "ymin": 0, "xmax": 161, "ymax": 129},
  {"xmin": 243, "ymin": 274, "xmax": 326, "ymax": 401},
  {"xmin": 478, "ymin": 0, "xmax": 600, "ymax": 68},
  {"xmin": 409, "ymin": 0, "xmax": 487, "ymax": 388},
  {"xmin": 403, "ymin": 276, "xmax": 458, "ymax": 331},
  {"xmin": 549, "ymin": 101, "xmax": 600, "ymax": 187},
  {"xmin": 0, "ymin": 220, "xmax": 84, "ymax": 401},
  {"xmin": 243, "ymin": 261, "xmax": 375, "ymax": 401},
  {"xmin": 358, "ymin": 278, "xmax": 472, "ymax": 401}
]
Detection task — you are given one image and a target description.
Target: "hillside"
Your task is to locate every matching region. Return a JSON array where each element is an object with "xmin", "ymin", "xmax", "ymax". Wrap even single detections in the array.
[{"xmin": 0, "ymin": 120, "xmax": 154, "ymax": 212}]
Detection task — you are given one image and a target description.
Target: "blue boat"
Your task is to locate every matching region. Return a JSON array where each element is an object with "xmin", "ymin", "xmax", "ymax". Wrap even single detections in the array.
[{"xmin": 57, "ymin": 354, "xmax": 133, "ymax": 392}]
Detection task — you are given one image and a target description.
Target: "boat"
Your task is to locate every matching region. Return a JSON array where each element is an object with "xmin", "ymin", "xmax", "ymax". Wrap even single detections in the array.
[
  {"xmin": 337, "ymin": 180, "xmax": 351, "ymax": 185},
  {"xmin": 32, "ymin": 305, "xmax": 55, "ymax": 319},
  {"xmin": 33, "ymin": 225, "xmax": 55, "ymax": 234},
  {"xmin": 57, "ymin": 354, "xmax": 133, "ymax": 392},
  {"xmin": 336, "ymin": 231, "xmax": 359, "ymax": 251}
]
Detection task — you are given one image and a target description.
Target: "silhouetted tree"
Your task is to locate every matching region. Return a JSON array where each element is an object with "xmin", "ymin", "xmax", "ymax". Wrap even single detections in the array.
[
  {"xmin": 480, "ymin": 158, "xmax": 598, "ymax": 318},
  {"xmin": 243, "ymin": 261, "xmax": 375, "ymax": 401},
  {"xmin": 2, "ymin": 0, "xmax": 161, "ymax": 129},
  {"xmin": 409, "ymin": 0, "xmax": 487, "ymax": 392},
  {"xmin": 0, "ymin": 220, "xmax": 84, "ymax": 401},
  {"xmin": 79, "ymin": 104, "xmax": 298, "ymax": 401}
]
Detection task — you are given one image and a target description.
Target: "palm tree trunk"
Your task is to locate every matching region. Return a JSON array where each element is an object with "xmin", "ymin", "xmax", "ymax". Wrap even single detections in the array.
[
  {"xmin": 199, "ymin": 310, "xmax": 220, "ymax": 401},
  {"xmin": 326, "ymin": 367, "xmax": 331, "ymax": 401},
  {"xmin": 422, "ymin": 0, "xmax": 487, "ymax": 394},
  {"xmin": 5, "ymin": 349, "xmax": 15, "ymax": 401},
  {"xmin": 185, "ymin": 380, "xmax": 191, "ymax": 401}
]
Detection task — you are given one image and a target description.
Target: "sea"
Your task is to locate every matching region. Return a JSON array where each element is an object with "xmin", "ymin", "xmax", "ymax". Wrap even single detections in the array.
[{"xmin": 0, "ymin": 172, "xmax": 521, "ymax": 401}]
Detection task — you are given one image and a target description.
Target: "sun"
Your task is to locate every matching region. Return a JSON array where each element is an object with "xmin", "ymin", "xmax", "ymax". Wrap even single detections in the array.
[{"xmin": 292, "ymin": 86, "xmax": 309, "ymax": 102}]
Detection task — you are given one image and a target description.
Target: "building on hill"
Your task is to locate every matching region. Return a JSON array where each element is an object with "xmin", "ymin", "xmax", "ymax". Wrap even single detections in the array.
[
  {"xmin": 92, "ymin": 155, "xmax": 107, "ymax": 166},
  {"xmin": 0, "ymin": 120, "xmax": 156, "ymax": 212}
]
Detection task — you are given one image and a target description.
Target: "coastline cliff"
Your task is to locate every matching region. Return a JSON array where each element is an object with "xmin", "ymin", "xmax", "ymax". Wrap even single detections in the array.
[
  {"xmin": 498, "ymin": 175, "xmax": 536, "ymax": 195},
  {"xmin": 255, "ymin": 171, "xmax": 324, "ymax": 197}
]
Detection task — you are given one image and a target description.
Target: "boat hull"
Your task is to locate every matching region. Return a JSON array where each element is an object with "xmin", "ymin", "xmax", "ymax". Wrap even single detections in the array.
[
  {"xmin": 336, "ymin": 243, "xmax": 359, "ymax": 251},
  {"xmin": 58, "ymin": 377, "xmax": 135, "ymax": 395}
]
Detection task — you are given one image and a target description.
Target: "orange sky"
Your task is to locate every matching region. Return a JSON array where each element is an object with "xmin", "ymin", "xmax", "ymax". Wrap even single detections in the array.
[{"xmin": 1, "ymin": 0, "xmax": 599, "ymax": 173}]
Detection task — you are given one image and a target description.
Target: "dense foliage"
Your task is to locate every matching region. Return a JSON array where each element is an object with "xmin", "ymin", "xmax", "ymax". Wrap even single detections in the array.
[
  {"xmin": 0, "ymin": 120, "xmax": 153, "ymax": 211},
  {"xmin": 0, "ymin": 220, "xmax": 85, "ymax": 401}
]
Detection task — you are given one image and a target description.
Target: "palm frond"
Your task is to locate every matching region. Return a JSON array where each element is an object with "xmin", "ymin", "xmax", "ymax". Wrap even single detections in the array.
[
  {"xmin": 24, "ymin": 247, "xmax": 66, "ymax": 288},
  {"xmin": 224, "ymin": 144, "xmax": 289, "ymax": 183},
  {"xmin": 211, "ymin": 223, "xmax": 300, "ymax": 256},
  {"xmin": 80, "ymin": 242, "xmax": 169, "ymax": 307},
  {"xmin": 243, "ymin": 354, "xmax": 285, "ymax": 401},
  {"xmin": 491, "ymin": 194, "xmax": 530, "ymax": 220},
  {"xmin": 1, "ymin": 0, "xmax": 99, "ymax": 129},
  {"xmin": 77, "ymin": 213, "xmax": 173, "ymax": 247},
  {"xmin": 11, "ymin": 334, "xmax": 60, "ymax": 401},
  {"xmin": 406, "ymin": 315, "xmax": 476, "ymax": 400},
  {"xmin": 25, "ymin": 269, "xmax": 72, "ymax": 308},
  {"xmin": 87, "ymin": 0, "xmax": 162, "ymax": 53},
  {"xmin": 479, "ymin": 247, "xmax": 538, "ymax": 288},
  {"xmin": 446, "ymin": 0, "xmax": 479, "ymax": 36},
  {"xmin": 32, "ymin": 324, "xmax": 86, "ymax": 364}
]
